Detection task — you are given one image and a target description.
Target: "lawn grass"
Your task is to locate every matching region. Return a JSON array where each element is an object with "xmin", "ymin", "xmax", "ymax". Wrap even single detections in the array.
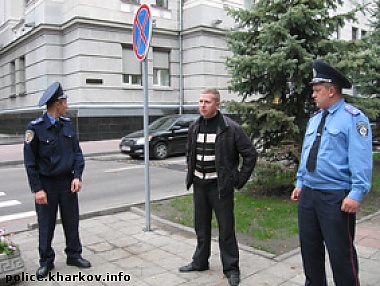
[
  {"xmin": 359, "ymin": 152, "xmax": 380, "ymax": 216},
  {"xmin": 153, "ymin": 192, "xmax": 299, "ymax": 241},
  {"xmin": 234, "ymin": 193, "xmax": 298, "ymax": 240}
]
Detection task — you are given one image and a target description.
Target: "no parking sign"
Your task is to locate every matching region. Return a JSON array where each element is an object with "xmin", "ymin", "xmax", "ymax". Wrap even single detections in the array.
[
  {"xmin": 132, "ymin": 4, "xmax": 152, "ymax": 61},
  {"xmin": 132, "ymin": 4, "xmax": 153, "ymax": 231}
]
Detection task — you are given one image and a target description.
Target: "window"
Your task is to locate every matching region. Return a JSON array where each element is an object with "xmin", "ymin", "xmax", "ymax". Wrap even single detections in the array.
[
  {"xmin": 335, "ymin": 25, "xmax": 341, "ymax": 39},
  {"xmin": 25, "ymin": 0, "xmax": 38, "ymax": 6},
  {"xmin": 176, "ymin": 118, "xmax": 194, "ymax": 129},
  {"xmin": 122, "ymin": 47, "xmax": 142, "ymax": 85},
  {"xmin": 352, "ymin": 27, "xmax": 358, "ymax": 40},
  {"xmin": 19, "ymin": 56, "xmax": 26, "ymax": 96},
  {"xmin": 120, "ymin": 0, "xmax": 140, "ymax": 4},
  {"xmin": 153, "ymin": 50, "xmax": 170, "ymax": 87},
  {"xmin": 361, "ymin": 30, "xmax": 367, "ymax": 38},
  {"xmin": 244, "ymin": 0, "xmax": 253, "ymax": 9},
  {"xmin": 10, "ymin": 61, "xmax": 16, "ymax": 98},
  {"xmin": 155, "ymin": 0, "xmax": 168, "ymax": 9}
]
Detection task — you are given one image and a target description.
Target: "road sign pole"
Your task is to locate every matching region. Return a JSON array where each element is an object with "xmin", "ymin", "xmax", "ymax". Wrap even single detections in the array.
[
  {"xmin": 143, "ymin": 58, "xmax": 151, "ymax": 232},
  {"xmin": 132, "ymin": 4, "xmax": 152, "ymax": 232}
]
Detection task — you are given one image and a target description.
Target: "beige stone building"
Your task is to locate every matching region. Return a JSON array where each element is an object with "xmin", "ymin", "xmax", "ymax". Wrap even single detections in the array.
[{"xmin": 0, "ymin": 0, "xmax": 373, "ymax": 140}]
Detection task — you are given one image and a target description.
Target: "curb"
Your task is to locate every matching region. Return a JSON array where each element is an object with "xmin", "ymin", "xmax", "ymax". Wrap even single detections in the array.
[
  {"xmin": 14, "ymin": 194, "xmax": 380, "ymax": 262},
  {"xmin": 0, "ymin": 151, "xmax": 120, "ymax": 167}
]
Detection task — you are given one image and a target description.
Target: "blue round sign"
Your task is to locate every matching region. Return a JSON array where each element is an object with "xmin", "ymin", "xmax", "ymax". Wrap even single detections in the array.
[{"xmin": 132, "ymin": 4, "xmax": 152, "ymax": 61}]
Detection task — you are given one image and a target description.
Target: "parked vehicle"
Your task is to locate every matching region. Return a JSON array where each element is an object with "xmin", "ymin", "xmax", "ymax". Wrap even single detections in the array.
[
  {"xmin": 119, "ymin": 114, "xmax": 198, "ymax": 159},
  {"xmin": 371, "ymin": 122, "xmax": 380, "ymax": 147}
]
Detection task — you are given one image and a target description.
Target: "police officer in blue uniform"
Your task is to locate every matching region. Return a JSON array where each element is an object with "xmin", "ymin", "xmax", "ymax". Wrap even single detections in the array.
[
  {"xmin": 24, "ymin": 82, "xmax": 91, "ymax": 278},
  {"xmin": 291, "ymin": 60, "xmax": 373, "ymax": 286}
]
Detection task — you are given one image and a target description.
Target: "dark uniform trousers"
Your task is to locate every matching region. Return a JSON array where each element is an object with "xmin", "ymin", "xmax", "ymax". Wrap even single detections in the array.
[
  {"xmin": 36, "ymin": 175, "xmax": 82, "ymax": 267},
  {"xmin": 192, "ymin": 177, "xmax": 239, "ymax": 276},
  {"xmin": 298, "ymin": 186, "xmax": 359, "ymax": 286}
]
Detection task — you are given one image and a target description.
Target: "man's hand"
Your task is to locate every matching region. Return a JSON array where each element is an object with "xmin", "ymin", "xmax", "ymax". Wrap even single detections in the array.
[
  {"xmin": 35, "ymin": 190, "xmax": 48, "ymax": 204},
  {"xmin": 71, "ymin": 178, "xmax": 82, "ymax": 193},
  {"xmin": 341, "ymin": 197, "xmax": 360, "ymax": 213},
  {"xmin": 290, "ymin": 187, "xmax": 301, "ymax": 201}
]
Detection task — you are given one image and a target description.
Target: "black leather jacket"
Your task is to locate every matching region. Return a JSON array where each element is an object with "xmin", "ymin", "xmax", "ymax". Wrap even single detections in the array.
[{"xmin": 186, "ymin": 112, "xmax": 257, "ymax": 197}]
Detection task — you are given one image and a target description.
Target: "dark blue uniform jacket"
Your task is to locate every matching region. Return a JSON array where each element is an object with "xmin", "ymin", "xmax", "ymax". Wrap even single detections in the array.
[{"xmin": 24, "ymin": 113, "xmax": 85, "ymax": 193}]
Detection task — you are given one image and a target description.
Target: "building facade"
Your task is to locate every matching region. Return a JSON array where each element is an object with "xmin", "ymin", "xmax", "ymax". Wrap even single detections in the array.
[{"xmin": 0, "ymin": 0, "xmax": 373, "ymax": 140}]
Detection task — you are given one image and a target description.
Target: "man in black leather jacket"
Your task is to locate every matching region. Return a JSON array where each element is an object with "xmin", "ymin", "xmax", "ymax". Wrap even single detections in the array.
[{"xmin": 179, "ymin": 88, "xmax": 257, "ymax": 286}]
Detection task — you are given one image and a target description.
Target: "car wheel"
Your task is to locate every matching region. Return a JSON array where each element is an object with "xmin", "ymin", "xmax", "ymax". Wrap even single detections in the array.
[{"xmin": 153, "ymin": 142, "xmax": 168, "ymax": 160}]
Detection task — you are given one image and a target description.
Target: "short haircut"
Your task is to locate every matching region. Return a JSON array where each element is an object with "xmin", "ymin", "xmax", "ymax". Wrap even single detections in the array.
[
  {"xmin": 46, "ymin": 99, "xmax": 57, "ymax": 109},
  {"xmin": 201, "ymin": 88, "xmax": 220, "ymax": 102},
  {"xmin": 323, "ymin": 83, "xmax": 342, "ymax": 95}
]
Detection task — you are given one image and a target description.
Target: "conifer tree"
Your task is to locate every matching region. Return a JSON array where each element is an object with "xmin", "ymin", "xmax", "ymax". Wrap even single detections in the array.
[
  {"xmin": 225, "ymin": 0, "xmax": 377, "ymax": 152},
  {"xmin": 352, "ymin": 0, "xmax": 380, "ymax": 97}
]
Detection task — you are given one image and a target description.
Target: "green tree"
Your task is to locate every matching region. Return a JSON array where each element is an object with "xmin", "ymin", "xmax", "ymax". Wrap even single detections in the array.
[
  {"xmin": 225, "ymin": 0, "xmax": 377, "ymax": 152},
  {"xmin": 354, "ymin": 0, "xmax": 380, "ymax": 97},
  {"xmin": 325, "ymin": 0, "xmax": 380, "ymax": 98}
]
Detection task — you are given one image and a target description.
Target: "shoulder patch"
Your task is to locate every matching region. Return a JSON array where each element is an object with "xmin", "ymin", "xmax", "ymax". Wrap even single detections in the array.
[
  {"xmin": 310, "ymin": 109, "xmax": 322, "ymax": 118},
  {"xmin": 356, "ymin": 121, "xmax": 369, "ymax": 138},
  {"xmin": 60, "ymin": 116, "xmax": 71, "ymax": 122},
  {"xmin": 31, "ymin": 117, "xmax": 43, "ymax": 125},
  {"xmin": 344, "ymin": 105, "xmax": 360, "ymax": 116},
  {"xmin": 25, "ymin": 130, "xmax": 35, "ymax": 143}
]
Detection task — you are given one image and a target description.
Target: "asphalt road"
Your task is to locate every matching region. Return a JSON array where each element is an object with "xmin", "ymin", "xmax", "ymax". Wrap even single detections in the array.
[{"xmin": 0, "ymin": 154, "xmax": 188, "ymax": 233}]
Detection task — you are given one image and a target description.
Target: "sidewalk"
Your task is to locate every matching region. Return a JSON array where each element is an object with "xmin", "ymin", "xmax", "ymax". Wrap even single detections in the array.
[
  {"xmin": 0, "ymin": 139, "xmax": 121, "ymax": 166},
  {"xmin": 2, "ymin": 140, "xmax": 380, "ymax": 285}
]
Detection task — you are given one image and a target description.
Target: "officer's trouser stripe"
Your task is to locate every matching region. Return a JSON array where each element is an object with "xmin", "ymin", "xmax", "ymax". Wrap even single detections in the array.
[{"xmin": 347, "ymin": 215, "xmax": 359, "ymax": 286}]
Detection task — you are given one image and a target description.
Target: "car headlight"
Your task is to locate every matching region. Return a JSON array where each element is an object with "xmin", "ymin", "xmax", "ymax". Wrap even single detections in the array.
[
  {"xmin": 136, "ymin": 136, "xmax": 152, "ymax": 145},
  {"xmin": 136, "ymin": 137, "xmax": 145, "ymax": 145}
]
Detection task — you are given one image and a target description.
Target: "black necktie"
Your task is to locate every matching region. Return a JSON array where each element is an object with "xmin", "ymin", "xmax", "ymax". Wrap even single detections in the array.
[{"xmin": 306, "ymin": 110, "xmax": 329, "ymax": 172}]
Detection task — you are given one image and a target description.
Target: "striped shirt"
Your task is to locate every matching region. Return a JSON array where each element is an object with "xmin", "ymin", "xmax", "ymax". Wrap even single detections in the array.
[{"xmin": 194, "ymin": 114, "xmax": 219, "ymax": 180}]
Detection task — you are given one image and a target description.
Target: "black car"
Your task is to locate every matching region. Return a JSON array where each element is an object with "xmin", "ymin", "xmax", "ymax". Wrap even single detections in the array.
[
  {"xmin": 371, "ymin": 122, "xmax": 380, "ymax": 147},
  {"xmin": 119, "ymin": 114, "xmax": 199, "ymax": 159}
]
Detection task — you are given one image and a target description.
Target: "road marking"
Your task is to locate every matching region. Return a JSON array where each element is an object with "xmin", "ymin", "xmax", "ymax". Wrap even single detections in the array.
[
  {"xmin": 0, "ymin": 211, "xmax": 36, "ymax": 223},
  {"xmin": 0, "ymin": 200, "xmax": 21, "ymax": 208},
  {"xmin": 105, "ymin": 165, "xmax": 145, "ymax": 173},
  {"xmin": 0, "ymin": 192, "xmax": 5, "ymax": 196}
]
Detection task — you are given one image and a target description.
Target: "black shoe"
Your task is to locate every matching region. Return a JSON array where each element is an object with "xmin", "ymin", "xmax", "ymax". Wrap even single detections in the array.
[
  {"xmin": 67, "ymin": 258, "xmax": 91, "ymax": 268},
  {"xmin": 179, "ymin": 263, "xmax": 209, "ymax": 272},
  {"xmin": 36, "ymin": 264, "xmax": 55, "ymax": 278},
  {"xmin": 227, "ymin": 273, "xmax": 240, "ymax": 286}
]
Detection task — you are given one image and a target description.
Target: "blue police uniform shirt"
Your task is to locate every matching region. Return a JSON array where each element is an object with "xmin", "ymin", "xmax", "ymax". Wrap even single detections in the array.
[
  {"xmin": 46, "ymin": 112, "xmax": 58, "ymax": 125},
  {"xmin": 296, "ymin": 98, "xmax": 372, "ymax": 202},
  {"xmin": 23, "ymin": 112, "xmax": 85, "ymax": 193}
]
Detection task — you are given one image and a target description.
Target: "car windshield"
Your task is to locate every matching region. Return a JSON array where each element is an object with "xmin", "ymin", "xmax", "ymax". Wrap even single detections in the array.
[{"xmin": 148, "ymin": 116, "xmax": 177, "ymax": 131}]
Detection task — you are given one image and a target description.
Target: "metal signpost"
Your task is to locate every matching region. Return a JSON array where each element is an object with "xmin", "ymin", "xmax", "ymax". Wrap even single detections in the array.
[{"xmin": 132, "ymin": 4, "xmax": 153, "ymax": 232}]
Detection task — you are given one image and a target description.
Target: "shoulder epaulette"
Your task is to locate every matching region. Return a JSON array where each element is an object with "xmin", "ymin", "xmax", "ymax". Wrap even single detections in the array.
[
  {"xmin": 60, "ymin": 116, "xmax": 71, "ymax": 122},
  {"xmin": 31, "ymin": 117, "xmax": 43, "ymax": 125},
  {"xmin": 344, "ymin": 105, "xmax": 360, "ymax": 116},
  {"xmin": 310, "ymin": 109, "xmax": 322, "ymax": 118}
]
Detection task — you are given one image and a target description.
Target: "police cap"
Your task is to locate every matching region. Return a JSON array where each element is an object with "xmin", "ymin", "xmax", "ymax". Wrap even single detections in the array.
[
  {"xmin": 311, "ymin": 60, "xmax": 352, "ymax": 89},
  {"xmin": 38, "ymin": 82, "xmax": 67, "ymax": 107}
]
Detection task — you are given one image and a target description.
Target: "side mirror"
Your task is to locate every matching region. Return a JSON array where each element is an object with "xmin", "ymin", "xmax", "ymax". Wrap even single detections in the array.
[{"xmin": 171, "ymin": 125, "xmax": 181, "ymax": 132}]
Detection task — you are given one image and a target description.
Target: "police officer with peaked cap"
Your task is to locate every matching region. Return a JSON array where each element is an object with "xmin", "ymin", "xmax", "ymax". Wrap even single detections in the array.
[
  {"xmin": 24, "ymin": 82, "xmax": 91, "ymax": 278},
  {"xmin": 291, "ymin": 60, "xmax": 372, "ymax": 285}
]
